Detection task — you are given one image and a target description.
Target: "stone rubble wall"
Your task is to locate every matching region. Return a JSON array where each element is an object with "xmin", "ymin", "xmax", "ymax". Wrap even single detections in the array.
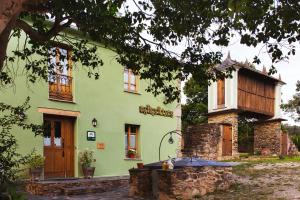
[
  {"xmin": 129, "ymin": 166, "xmax": 234, "ymax": 200},
  {"xmin": 26, "ymin": 177, "xmax": 129, "ymax": 196},
  {"xmin": 253, "ymin": 121, "xmax": 281, "ymax": 155},
  {"xmin": 156, "ymin": 167, "xmax": 233, "ymax": 200},
  {"xmin": 207, "ymin": 112, "xmax": 239, "ymax": 158},
  {"xmin": 182, "ymin": 123, "xmax": 222, "ymax": 160},
  {"xmin": 128, "ymin": 168, "xmax": 152, "ymax": 198}
]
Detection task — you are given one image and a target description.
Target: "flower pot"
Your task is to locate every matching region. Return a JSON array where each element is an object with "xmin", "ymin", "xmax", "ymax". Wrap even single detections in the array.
[
  {"xmin": 128, "ymin": 154, "xmax": 136, "ymax": 159},
  {"xmin": 82, "ymin": 165, "xmax": 95, "ymax": 178},
  {"xmin": 29, "ymin": 167, "xmax": 43, "ymax": 181},
  {"xmin": 137, "ymin": 163, "xmax": 144, "ymax": 169}
]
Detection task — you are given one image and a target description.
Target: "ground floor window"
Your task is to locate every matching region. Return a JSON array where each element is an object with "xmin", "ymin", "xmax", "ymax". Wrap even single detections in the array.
[{"xmin": 125, "ymin": 124, "xmax": 140, "ymax": 159}]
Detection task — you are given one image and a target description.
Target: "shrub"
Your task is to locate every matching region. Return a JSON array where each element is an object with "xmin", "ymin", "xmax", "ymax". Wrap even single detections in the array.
[
  {"xmin": 0, "ymin": 98, "xmax": 43, "ymax": 184},
  {"xmin": 27, "ymin": 153, "xmax": 45, "ymax": 169},
  {"xmin": 79, "ymin": 149, "xmax": 96, "ymax": 167},
  {"xmin": 0, "ymin": 98, "xmax": 43, "ymax": 198},
  {"xmin": 291, "ymin": 135, "xmax": 300, "ymax": 151}
]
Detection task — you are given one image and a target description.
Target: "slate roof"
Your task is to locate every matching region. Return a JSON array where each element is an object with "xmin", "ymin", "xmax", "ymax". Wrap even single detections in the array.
[
  {"xmin": 144, "ymin": 157, "xmax": 238, "ymax": 169},
  {"xmin": 215, "ymin": 53, "xmax": 285, "ymax": 84}
]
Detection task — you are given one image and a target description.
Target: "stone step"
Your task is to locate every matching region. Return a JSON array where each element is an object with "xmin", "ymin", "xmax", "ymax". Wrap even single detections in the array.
[{"xmin": 62, "ymin": 185, "xmax": 106, "ymax": 195}]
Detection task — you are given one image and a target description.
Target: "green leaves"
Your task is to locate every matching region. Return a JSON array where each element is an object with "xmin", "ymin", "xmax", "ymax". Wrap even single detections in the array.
[
  {"xmin": 182, "ymin": 78, "xmax": 208, "ymax": 130},
  {"xmin": 2, "ymin": 0, "xmax": 300, "ymax": 103},
  {"xmin": 282, "ymin": 81, "xmax": 300, "ymax": 122},
  {"xmin": 0, "ymin": 98, "xmax": 43, "ymax": 184}
]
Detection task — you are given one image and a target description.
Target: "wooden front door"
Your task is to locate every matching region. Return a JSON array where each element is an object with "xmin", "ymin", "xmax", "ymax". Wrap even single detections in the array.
[
  {"xmin": 222, "ymin": 125, "xmax": 232, "ymax": 156},
  {"xmin": 281, "ymin": 132, "xmax": 288, "ymax": 155},
  {"xmin": 43, "ymin": 116, "xmax": 75, "ymax": 178}
]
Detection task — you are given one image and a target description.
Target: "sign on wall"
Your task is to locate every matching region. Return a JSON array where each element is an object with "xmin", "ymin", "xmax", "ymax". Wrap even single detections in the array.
[
  {"xmin": 87, "ymin": 131, "xmax": 96, "ymax": 141},
  {"xmin": 139, "ymin": 105, "xmax": 173, "ymax": 118},
  {"xmin": 97, "ymin": 142, "xmax": 105, "ymax": 150}
]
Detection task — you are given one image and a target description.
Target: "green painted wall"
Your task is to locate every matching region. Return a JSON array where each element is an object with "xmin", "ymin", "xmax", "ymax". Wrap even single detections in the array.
[{"xmin": 0, "ymin": 33, "xmax": 180, "ymax": 177}]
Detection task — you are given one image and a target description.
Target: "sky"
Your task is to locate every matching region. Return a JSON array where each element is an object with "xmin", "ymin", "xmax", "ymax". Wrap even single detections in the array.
[
  {"xmin": 123, "ymin": 1, "xmax": 300, "ymax": 125},
  {"xmin": 181, "ymin": 40, "xmax": 300, "ymax": 126}
]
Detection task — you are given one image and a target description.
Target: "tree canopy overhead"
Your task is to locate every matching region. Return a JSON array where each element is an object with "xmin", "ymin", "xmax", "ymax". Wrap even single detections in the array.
[
  {"xmin": 181, "ymin": 78, "xmax": 208, "ymax": 130},
  {"xmin": 282, "ymin": 81, "xmax": 300, "ymax": 121},
  {"xmin": 1, "ymin": 0, "xmax": 300, "ymax": 102}
]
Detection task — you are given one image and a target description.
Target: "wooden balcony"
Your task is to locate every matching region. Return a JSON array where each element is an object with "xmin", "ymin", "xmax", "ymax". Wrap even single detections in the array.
[{"xmin": 49, "ymin": 74, "xmax": 73, "ymax": 102}]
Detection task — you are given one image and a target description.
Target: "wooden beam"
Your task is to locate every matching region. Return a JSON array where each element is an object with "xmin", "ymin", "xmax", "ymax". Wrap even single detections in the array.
[{"xmin": 38, "ymin": 107, "xmax": 80, "ymax": 117}]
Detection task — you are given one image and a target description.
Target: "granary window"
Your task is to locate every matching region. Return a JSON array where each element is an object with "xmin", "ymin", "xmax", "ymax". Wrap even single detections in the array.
[
  {"xmin": 124, "ymin": 68, "xmax": 139, "ymax": 93},
  {"xmin": 125, "ymin": 124, "xmax": 140, "ymax": 159},
  {"xmin": 217, "ymin": 78, "xmax": 225, "ymax": 108},
  {"xmin": 48, "ymin": 48, "xmax": 73, "ymax": 102}
]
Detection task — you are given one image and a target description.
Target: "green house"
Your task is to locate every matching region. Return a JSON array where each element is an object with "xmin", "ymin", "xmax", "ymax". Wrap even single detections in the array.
[{"xmin": 1, "ymin": 32, "xmax": 181, "ymax": 178}]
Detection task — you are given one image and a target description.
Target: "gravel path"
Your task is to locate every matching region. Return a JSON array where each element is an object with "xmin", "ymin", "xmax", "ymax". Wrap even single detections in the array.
[{"xmin": 202, "ymin": 162, "xmax": 300, "ymax": 200}]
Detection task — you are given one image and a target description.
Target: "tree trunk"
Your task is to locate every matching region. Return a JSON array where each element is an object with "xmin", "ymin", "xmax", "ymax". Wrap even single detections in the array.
[
  {"xmin": 0, "ymin": 0, "xmax": 27, "ymax": 71},
  {"xmin": 0, "ymin": 0, "xmax": 24, "ymax": 35},
  {"xmin": 0, "ymin": 14, "xmax": 18, "ymax": 72}
]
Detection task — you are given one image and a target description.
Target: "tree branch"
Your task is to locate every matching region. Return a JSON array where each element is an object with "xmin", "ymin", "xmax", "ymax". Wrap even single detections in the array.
[{"xmin": 15, "ymin": 18, "xmax": 72, "ymax": 42}]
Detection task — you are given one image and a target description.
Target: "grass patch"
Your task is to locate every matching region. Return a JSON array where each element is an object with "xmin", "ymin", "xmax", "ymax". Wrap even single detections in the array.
[
  {"xmin": 225, "ymin": 156, "xmax": 300, "ymax": 166},
  {"xmin": 201, "ymin": 182, "xmax": 274, "ymax": 200}
]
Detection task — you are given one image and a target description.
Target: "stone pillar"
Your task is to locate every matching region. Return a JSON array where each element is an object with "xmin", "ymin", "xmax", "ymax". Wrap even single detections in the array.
[
  {"xmin": 182, "ymin": 123, "xmax": 221, "ymax": 160},
  {"xmin": 253, "ymin": 120, "xmax": 282, "ymax": 155},
  {"xmin": 129, "ymin": 168, "xmax": 153, "ymax": 198},
  {"xmin": 207, "ymin": 112, "xmax": 239, "ymax": 158}
]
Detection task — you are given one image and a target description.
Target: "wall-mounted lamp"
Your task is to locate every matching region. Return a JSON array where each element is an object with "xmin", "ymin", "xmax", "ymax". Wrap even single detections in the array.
[
  {"xmin": 92, "ymin": 118, "xmax": 97, "ymax": 127},
  {"xmin": 168, "ymin": 133, "xmax": 174, "ymax": 144}
]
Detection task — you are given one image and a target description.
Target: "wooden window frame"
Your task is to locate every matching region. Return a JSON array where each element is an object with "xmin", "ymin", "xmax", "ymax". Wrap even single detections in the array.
[
  {"xmin": 124, "ymin": 68, "xmax": 139, "ymax": 93},
  {"xmin": 49, "ymin": 48, "xmax": 73, "ymax": 102},
  {"xmin": 125, "ymin": 124, "xmax": 140, "ymax": 159},
  {"xmin": 217, "ymin": 78, "xmax": 225, "ymax": 108}
]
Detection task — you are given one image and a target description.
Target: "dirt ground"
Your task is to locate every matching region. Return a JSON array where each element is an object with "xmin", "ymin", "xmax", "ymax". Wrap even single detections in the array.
[
  {"xmin": 201, "ymin": 162, "xmax": 300, "ymax": 200},
  {"xmin": 26, "ymin": 161, "xmax": 300, "ymax": 200}
]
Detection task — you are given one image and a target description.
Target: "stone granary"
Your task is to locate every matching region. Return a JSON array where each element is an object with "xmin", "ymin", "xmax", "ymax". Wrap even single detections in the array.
[{"xmin": 207, "ymin": 54, "xmax": 287, "ymax": 158}]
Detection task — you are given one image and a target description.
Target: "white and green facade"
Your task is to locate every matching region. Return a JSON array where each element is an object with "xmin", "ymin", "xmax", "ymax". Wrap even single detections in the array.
[{"xmin": 1, "ymin": 33, "xmax": 181, "ymax": 178}]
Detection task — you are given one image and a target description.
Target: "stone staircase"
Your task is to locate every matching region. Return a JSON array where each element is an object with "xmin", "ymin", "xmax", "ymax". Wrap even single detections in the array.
[{"xmin": 26, "ymin": 176, "xmax": 129, "ymax": 196}]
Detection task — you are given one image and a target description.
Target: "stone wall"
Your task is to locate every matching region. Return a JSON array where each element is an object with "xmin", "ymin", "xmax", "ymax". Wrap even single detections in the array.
[
  {"xmin": 207, "ymin": 112, "xmax": 239, "ymax": 158},
  {"xmin": 156, "ymin": 166, "xmax": 233, "ymax": 200},
  {"xmin": 253, "ymin": 120, "xmax": 281, "ymax": 155},
  {"xmin": 129, "ymin": 166, "xmax": 233, "ymax": 200},
  {"xmin": 182, "ymin": 123, "xmax": 222, "ymax": 160},
  {"xmin": 128, "ymin": 168, "xmax": 152, "ymax": 198},
  {"xmin": 26, "ymin": 177, "xmax": 128, "ymax": 196}
]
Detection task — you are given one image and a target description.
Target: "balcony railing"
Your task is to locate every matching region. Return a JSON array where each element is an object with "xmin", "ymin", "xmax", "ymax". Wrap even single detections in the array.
[{"xmin": 49, "ymin": 74, "xmax": 73, "ymax": 101}]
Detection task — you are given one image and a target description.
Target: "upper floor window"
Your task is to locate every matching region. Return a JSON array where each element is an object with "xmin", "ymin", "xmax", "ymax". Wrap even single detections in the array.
[
  {"xmin": 48, "ymin": 48, "xmax": 73, "ymax": 102},
  {"xmin": 217, "ymin": 78, "xmax": 225, "ymax": 108},
  {"xmin": 124, "ymin": 68, "xmax": 139, "ymax": 93},
  {"xmin": 125, "ymin": 124, "xmax": 140, "ymax": 159}
]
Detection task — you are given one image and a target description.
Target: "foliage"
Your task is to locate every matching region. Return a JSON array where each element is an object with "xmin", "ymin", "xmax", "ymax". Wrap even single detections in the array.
[
  {"xmin": 1, "ymin": 0, "xmax": 300, "ymax": 102},
  {"xmin": 0, "ymin": 184, "xmax": 26, "ymax": 200},
  {"xmin": 284, "ymin": 124, "xmax": 300, "ymax": 135},
  {"xmin": 127, "ymin": 148, "xmax": 136, "ymax": 155},
  {"xmin": 282, "ymin": 81, "xmax": 300, "ymax": 121},
  {"xmin": 79, "ymin": 149, "xmax": 96, "ymax": 167},
  {"xmin": 238, "ymin": 116, "xmax": 254, "ymax": 153},
  {"xmin": 290, "ymin": 135, "xmax": 300, "ymax": 151},
  {"xmin": 27, "ymin": 152, "xmax": 45, "ymax": 169},
  {"xmin": 182, "ymin": 77, "xmax": 208, "ymax": 130},
  {"xmin": 0, "ymin": 97, "xmax": 43, "ymax": 185}
]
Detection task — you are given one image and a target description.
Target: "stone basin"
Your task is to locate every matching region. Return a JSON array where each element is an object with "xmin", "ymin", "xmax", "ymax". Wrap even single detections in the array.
[
  {"xmin": 144, "ymin": 157, "xmax": 238, "ymax": 169},
  {"xmin": 129, "ymin": 157, "xmax": 237, "ymax": 200}
]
